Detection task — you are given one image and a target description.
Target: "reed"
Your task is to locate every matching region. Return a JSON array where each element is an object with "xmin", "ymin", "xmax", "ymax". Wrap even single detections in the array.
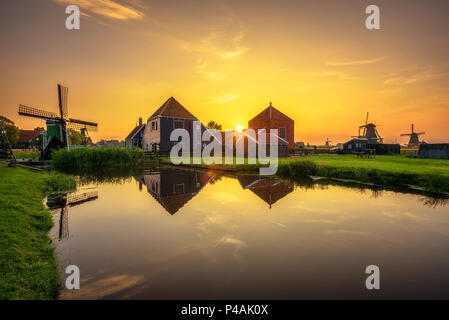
[{"xmin": 51, "ymin": 147, "xmax": 144, "ymax": 172}]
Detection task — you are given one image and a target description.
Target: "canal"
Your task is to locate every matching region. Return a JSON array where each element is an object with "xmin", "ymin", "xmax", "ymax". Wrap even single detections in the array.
[{"xmin": 48, "ymin": 167, "xmax": 449, "ymax": 299}]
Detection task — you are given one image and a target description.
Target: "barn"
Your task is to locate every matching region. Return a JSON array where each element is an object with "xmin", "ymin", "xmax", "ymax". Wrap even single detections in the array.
[
  {"xmin": 142, "ymin": 97, "xmax": 201, "ymax": 154},
  {"xmin": 342, "ymin": 138, "xmax": 400, "ymax": 155},
  {"xmin": 125, "ymin": 117, "xmax": 145, "ymax": 149},
  {"xmin": 248, "ymin": 102, "xmax": 295, "ymax": 152},
  {"xmin": 418, "ymin": 143, "xmax": 449, "ymax": 159}
]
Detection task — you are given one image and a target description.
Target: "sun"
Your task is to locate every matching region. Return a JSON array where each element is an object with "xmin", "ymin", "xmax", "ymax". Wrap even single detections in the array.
[{"xmin": 236, "ymin": 125, "xmax": 243, "ymax": 132}]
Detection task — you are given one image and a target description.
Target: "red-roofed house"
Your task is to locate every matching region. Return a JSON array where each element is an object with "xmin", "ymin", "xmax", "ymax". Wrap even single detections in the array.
[
  {"xmin": 248, "ymin": 102, "xmax": 295, "ymax": 152},
  {"xmin": 15, "ymin": 129, "xmax": 43, "ymax": 149}
]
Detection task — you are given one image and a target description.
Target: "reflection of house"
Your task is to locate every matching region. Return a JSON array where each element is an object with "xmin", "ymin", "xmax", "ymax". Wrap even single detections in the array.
[
  {"xmin": 125, "ymin": 117, "xmax": 145, "ymax": 149},
  {"xmin": 142, "ymin": 169, "xmax": 213, "ymax": 214},
  {"xmin": 248, "ymin": 102, "xmax": 295, "ymax": 152},
  {"xmin": 237, "ymin": 175, "xmax": 294, "ymax": 208},
  {"xmin": 142, "ymin": 97, "xmax": 201, "ymax": 154}
]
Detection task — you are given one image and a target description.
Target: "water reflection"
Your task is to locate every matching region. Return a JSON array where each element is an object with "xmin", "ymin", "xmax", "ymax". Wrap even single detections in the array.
[
  {"xmin": 135, "ymin": 168, "xmax": 448, "ymax": 215},
  {"xmin": 236, "ymin": 175, "xmax": 294, "ymax": 208},
  {"xmin": 49, "ymin": 166, "xmax": 449, "ymax": 299},
  {"xmin": 47, "ymin": 189, "xmax": 98, "ymax": 240},
  {"xmin": 141, "ymin": 168, "xmax": 215, "ymax": 214}
]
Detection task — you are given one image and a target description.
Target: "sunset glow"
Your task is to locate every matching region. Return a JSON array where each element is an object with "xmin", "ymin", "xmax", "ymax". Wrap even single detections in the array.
[{"xmin": 0, "ymin": 0, "xmax": 448, "ymax": 145}]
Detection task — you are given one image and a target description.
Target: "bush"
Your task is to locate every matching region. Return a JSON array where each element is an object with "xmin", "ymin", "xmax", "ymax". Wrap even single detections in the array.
[
  {"xmin": 278, "ymin": 160, "xmax": 318, "ymax": 178},
  {"xmin": 52, "ymin": 147, "xmax": 144, "ymax": 172},
  {"xmin": 44, "ymin": 171, "xmax": 77, "ymax": 193}
]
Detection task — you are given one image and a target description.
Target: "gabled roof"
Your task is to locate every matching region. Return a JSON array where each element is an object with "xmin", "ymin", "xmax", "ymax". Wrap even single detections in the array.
[
  {"xmin": 125, "ymin": 124, "xmax": 145, "ymax": 140},
  {"xmin": 249, "ymin": 103, "xmax": 293, "ymax": 123},
  {"xmin": 149, "ymin": 97, "xmax": 197, "ymax": 120},
  {"xmin": 17, "ymin": 129, "xmax": 41, "ymax": 143},
  {"xmin": 237, "ymin": 175, "xmax": 294, "ymax": 207}
]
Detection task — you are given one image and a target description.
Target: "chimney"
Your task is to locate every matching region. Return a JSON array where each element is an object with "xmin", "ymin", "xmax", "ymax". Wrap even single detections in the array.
[{"xmin": 139, "ymin": 117, "xmax": 142, "ymax": 126}]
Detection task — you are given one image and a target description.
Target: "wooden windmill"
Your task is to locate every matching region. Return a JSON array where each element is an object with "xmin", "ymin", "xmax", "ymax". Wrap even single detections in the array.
[
  {"xmin": 18, "ymin": 84, "xmax": 98, "ymax": 159},
  {"xmin": 353, "ymin": 112, "xmax": 383, "ymax": 143},
  {"xmin": 400, "ymin": 124, "xmax": 425, "ymax": 146}
]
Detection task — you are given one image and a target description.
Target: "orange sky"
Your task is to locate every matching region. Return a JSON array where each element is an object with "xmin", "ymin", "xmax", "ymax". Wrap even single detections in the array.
[{"xmin": 0, "ymin": 0, "xmax": 448, "ymax": 144}]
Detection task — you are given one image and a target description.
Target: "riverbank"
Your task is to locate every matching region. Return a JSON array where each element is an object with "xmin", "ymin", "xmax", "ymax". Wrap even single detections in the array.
[
  {"xmin": 158, "ymin": 154, "xmax": 449, "ymax": 194},
  {"xmin": 0, "ymin": 162, "xmax": 76, "ymax": 299}
]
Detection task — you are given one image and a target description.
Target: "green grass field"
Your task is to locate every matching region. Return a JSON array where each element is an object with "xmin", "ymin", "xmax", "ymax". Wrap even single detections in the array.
[
  {"xmin": 13, "ymin": 151, "xmax": 40, "ymax": 160},
  {"xmin": 0, "ymin": 162, "xmax": 76, "ymax": 299},
  {"xmin": 159, "ymin": 154, "xmax": 449, "ymax": 193},
  {"xmin": 280, "ymin": 154, "xmax": 449, "ymax": 177},
  {"xmin": 277, "ymin": 154, "xmax": 449, "ymax": 193}
]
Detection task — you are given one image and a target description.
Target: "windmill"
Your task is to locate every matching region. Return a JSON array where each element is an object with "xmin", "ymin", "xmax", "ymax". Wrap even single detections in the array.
[
  {"xmin": 47, "ymin": 190, "xmax": 98, "ymax": 240},
  {"xmin": 18, "ymin": 84, "xmax": 98, "ymax": 159},
  {"xmin": 324, "ymin": 138, "xmax": 332, "ymax": 147},
  {"xmin": 353, "ymin": 112, "xmax": 383, "ymax": 143},
  {"xmin": 400, "ymin": 124, "xmax": 425, "ymax": 146}
]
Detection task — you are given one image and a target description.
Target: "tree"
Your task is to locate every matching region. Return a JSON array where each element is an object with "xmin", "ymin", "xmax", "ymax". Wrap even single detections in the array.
[
  {"xmin": 0, "ymin": 116, "xmax": 20, "ymax": 148},
  {"xmin": 68, "ymin": 128, "xmax": 84, "ymax": 145},
  {"xmin": 207, "ymin": 120, "xmax": 222, "ymax": 131}
]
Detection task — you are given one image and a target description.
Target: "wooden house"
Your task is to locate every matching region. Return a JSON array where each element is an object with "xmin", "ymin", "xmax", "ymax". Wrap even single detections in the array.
[
  {"xmin": 125, "ymin": 117, "xmax": 145, "ymax": 149},
  {"xmin": 142, "ymin": 97, "xmax": 200, "ymax": 154},
  {"xmin": 341, "ymin": 138, "xmax": 400, "ymax": 155},
  {"xmin": 248, "ymin": 102, "xmax": 295, "ymax": 152},
  {"xmin": 418, "ymin": 143, "xmax": 449, "ymax": 159},
  {"xmin": 14, "ymin": 128, "xmax": 43, "ymax": 150}
]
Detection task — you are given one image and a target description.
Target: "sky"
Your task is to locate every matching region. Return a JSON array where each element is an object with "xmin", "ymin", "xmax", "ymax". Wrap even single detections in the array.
[{"xmin": 0, "ymin": 0, "xmax": 448, "ymax": 144}]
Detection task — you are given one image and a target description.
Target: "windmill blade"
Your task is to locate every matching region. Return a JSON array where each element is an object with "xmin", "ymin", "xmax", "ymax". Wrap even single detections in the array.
[
  {"xmin": 365, "ymin": 112, "xmax": 369, "ymax": 125},
  {"xmin": 67, "ymin": 118, "xmax": 98, "ymax": 132},
  {"xmin": 416, "ymin": 132, "xmax": 425, "ymax": 135},
  {"xmin": 58, "ymin": 84, "xmax": 68, "ymax": 119},
  {"xmin": 400, "ymin": 133, "xmax": 411, "ymax": 136},
  {"xmin": 18, "ymin": 104, "xmax": 61, "ymax": 121}
]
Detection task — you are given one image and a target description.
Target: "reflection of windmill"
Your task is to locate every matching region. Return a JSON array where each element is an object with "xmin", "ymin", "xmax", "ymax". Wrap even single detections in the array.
[
  {"xmin": 18, "ymin": 84, "xmax": 98, "ymax": 159},
  {"xmin": 400, "ymin": 124, "xmax": 425, "ymax": 146},
  {"xmin": 47, "ymin": 190, "xmax": 98, "ymax": 240},
  {"xmin": 353, "ymin": 112, "xmax": 383, "ymax": 143}
]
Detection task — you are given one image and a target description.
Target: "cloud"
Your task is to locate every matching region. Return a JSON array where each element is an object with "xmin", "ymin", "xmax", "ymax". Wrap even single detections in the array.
[
  {"xmin": 326, "ymin": 56, "xmax": 386, "ymax": 66},
  {"xmin": 384, "ymin": 66, "xmax": 447, "ymax": 85},
  {"xmin": 52, "ymin": 0, "xmax": 146, "ymax": 21},
  {"xmin": 300, "ymin": 71, "xmax": 357, "ymax": 81},
  {"xmin": 182, "ymin": 28, "xmax": 249, "ymax": 81},
  {"xmin": 212, "ymin": 93, "xmax": 240, "ymax": 104}
]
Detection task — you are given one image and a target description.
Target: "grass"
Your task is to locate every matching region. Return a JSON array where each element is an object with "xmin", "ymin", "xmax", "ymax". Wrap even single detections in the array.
[
  {"xmin": 13, "ymin": 151, "xmax": 40, "ymax": 160},
  {"xmin": 0, "ymin": 162, "xmax": 76, "ymax": 299},
  {"xmin": 52, "ymin": 147, "xmax": 144, "ymax": 172},
  {"xmin": 159, "ymin": 154, "xmax": 449, "ymax": 194},
  {"xmin": 277, "ymin": 154, "xmax": 449, "ymax": 193}
]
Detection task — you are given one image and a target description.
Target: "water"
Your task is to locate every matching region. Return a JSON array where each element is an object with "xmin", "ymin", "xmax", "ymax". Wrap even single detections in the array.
[{"xmin": 48, "ymin": 167, "xmax": 449, "ymax": 299}]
